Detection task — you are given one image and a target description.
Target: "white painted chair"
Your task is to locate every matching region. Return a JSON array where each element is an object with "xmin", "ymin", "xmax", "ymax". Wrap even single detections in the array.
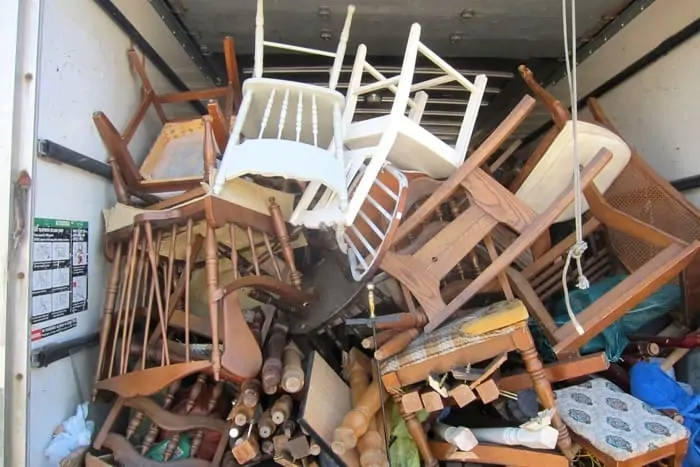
[
  {"xmin": 253, "ymin": 0, "xmax": 355, "ymax": 92},
  {"xmin": 212, "ymin": 0, "xmax": 356, "ymax": 214},
  {"xmin": 343, "ymin": 23, "xmax": 488, "ymax": 180}
]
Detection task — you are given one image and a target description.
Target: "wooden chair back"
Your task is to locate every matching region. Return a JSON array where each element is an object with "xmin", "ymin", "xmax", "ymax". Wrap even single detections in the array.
[
  {"xmin": 93, "ymin": 376, "xmax": 230, "ymax": 467},
  {"xmin": 93, "ymin": 185, "xmax": 314, "ymax": 399}
]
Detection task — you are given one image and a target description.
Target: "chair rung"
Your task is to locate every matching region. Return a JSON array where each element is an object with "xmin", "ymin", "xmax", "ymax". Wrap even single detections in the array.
[
  {"xmin": 350, "ymin": 224, "xmax": 377, "ymax": 258},
  {"xmin": 358, "ymin": 210, "xmax": 386, "ymax": 240},
  {"xmin": 366, "ymin": 195, "xmax": 392, "ymax": 221},
  {"xmin": 373, "ymin": 177, "xmax": 399, "ymax": 201}
]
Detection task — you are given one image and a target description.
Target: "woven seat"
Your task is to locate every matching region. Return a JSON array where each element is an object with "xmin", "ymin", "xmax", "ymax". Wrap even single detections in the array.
[{"xmin": 556, "ymin": 378, "xmax": 688, "ymax": 464}]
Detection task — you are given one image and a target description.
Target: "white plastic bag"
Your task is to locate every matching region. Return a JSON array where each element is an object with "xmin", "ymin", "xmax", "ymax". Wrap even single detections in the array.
[{"xmin": 44, "ymin": 403, "xmax": 94, "ymax": 466}]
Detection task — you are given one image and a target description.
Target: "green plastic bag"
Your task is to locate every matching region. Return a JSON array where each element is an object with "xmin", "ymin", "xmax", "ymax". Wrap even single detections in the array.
[
  {"xmin": 388, "ymin": 401, "xmax": 428, "ymax": 467},
  {"xmin": 144, "ymin": 433, "xmax": 192, "ymax": 462}
]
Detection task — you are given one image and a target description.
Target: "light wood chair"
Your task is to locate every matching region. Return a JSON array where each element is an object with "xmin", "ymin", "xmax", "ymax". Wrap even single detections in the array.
[
  {"xmin": 333, "ymin": 301, "xmax": 575, "ymax": 464},
  {"xmin": 504, "ymin": 68, "xmax": 700, "ymax": 358},
  {"xmin": 377, "ymin": 95, "xmax": 612, "ymax": 334},
  {"xmin": 93, "ymin": 38, "xmax": 241, "ymax": 201}
]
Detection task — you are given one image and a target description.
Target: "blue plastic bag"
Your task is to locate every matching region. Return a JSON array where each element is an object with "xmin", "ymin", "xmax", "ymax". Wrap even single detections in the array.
[{"xmin": 631, "ymin": 362, "xmax": 700, "ymax": 467}]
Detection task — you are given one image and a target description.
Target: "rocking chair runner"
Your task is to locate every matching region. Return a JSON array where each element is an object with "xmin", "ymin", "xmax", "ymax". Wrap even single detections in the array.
[
  {"xmin": 94, "ymin": 37, "xmax": 241, "ymax": 201},
  {"xmin": 377, "ymin": 95, "xmax": 613, "ymax": 334}
]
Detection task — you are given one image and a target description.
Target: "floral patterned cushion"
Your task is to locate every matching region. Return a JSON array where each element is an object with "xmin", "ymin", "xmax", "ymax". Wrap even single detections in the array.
[{"xmin": 555, "ymin": 378, "xmax": 689, "ymax": 460}]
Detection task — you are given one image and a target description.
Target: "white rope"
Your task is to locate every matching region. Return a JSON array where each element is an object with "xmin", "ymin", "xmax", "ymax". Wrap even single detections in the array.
[{"xmin": 561, "ymin": 0, "xmax": 586, "ymax": 335}]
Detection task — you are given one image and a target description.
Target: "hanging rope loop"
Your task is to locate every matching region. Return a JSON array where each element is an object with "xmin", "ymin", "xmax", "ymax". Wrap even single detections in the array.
[{"xmin": 560, "ymin": 0, "xmax": 586, "ymax": 335}]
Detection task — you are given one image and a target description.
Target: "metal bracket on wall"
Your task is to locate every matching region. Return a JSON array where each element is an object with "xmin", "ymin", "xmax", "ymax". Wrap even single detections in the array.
[
  {"xmin": 38, "ymin": 139, "xmax": 112, "ymax": 181},
  {"xmin": 147, "ymin": 0, "xmax": 224, "ymax": 86},
  {"xmin": 31, "ymin": 333, "xmax": 100, "ymax": 368},
  {"xmin": 92, "ymin": 0, "xmax": 207, "ymax": 114}
]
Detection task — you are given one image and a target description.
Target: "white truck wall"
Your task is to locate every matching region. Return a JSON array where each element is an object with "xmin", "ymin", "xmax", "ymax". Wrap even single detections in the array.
[
  {"xmin": 592, "ymin": 33, "xmax": 700, "ymax": 206},
  {"xmin": 29, "ymin": 0, "xmax": 207, "ymax": 465}
]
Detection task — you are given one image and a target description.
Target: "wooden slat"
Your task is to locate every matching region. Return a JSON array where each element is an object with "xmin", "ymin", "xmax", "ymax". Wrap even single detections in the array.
[
  {"xmin": 157, "ymin": 87, "xmax": 229, "ymax": 104},
  {"xmin": 498, "ymin": 352, "xmax": 609, "ymax": 392},
  {"xmin": 553, "ymin": 242, "xmax": 700, "ymax": 354}
]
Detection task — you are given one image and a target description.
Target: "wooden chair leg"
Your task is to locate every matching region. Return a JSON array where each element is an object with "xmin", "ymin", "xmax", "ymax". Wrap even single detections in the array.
[
  {"xmin": 514, "ymin": 327, "xmax": 575, "ymax": 459},
  {"xmin": 204, "ymin": 224, "xmax": 222, "ymax": 380},
  {"xmin": 92, "ymin": 242, "xmax": 124, "ymax": 400},
  {"xmin": 391, "ymin": 392, "xmax": 437, "ymax": 467},
  {"xmin": 672, "ymin": 439, "xmax": 688, "ymax": 467}
]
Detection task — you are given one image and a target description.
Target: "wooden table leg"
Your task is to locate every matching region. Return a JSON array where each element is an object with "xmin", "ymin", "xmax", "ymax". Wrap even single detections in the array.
[{"xmin": 515, "ymin": 328, "xmax": 574, "ymax": 459}]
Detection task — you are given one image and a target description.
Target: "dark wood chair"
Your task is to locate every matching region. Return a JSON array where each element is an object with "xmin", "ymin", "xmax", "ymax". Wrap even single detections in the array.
[{"xmin": 93, "ymin": 37, "xmax": 242, "ymax": 201}]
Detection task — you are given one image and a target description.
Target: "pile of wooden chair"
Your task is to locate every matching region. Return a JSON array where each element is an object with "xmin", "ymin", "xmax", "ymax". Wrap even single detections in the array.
[{"xmin": 88, "ymin": 1, "xmax": 700, "ymax": 465}]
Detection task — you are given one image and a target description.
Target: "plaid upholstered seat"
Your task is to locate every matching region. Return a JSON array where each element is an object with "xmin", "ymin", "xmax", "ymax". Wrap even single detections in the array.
[{"xmin": 380, "ymin": 300, "xmax": 527, "ymax": 374}]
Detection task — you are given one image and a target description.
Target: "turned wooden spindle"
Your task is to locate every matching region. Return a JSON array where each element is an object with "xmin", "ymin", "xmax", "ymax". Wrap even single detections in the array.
[
  {"xmin": 204, "ymin": 225, "xmax": 222, "ymax": 380},
  {"xmin": 246, "ymin": 226, "xmax": 261, "ymax": 276},
  {"xmin": 309, "ymin": 440, "xmax": 322, "ymax": 456},
  {"xmin": 249, "ymin": 310, "xmax": 264, "ymax": 346},
  {"xmin": 272, "ymin": 395, "xmax": 293, "ymax": 425},
  {"xmin": 519, "ymin": 342, "xmax": 574, "ymax": 458},
  {"xmin": 232, "ymin": 399, "xmax": 257, "ymax": 427},
  {"xmin": 258, "ymin": 409, "xmax": 277, "ymax": 439},
  {"xmin": 345, "ymin": 349, "xmax": 386, "ymax": 467},
  {"xmin": 375, "ymin": 312, "xmax": 427, "ymax": 331},
  {"xmin": 269, "ymin": 198, "xmax": 302, "ymax": 289},
  {"xmin": 375, "ymin": 328, "xmax": 420, "ymax": 361},
  {"xmin": 263, "ymin": 322, "xmax": 289, "ymax": 394},
  {"xmin": 191, "ymin": 381, "xmax": 224, "ymax": 457},
  {"xmin": 163, "ymin": 374, "xmax": 207, "ymax": 461},
  {"xmin": 202, "ymin": 115, "xmax": 217, "ymax": 185},
  {"xmin": 92, "ymin": 241, "xmax": 123, "ymax": 400},
  {"xmin": 263, "ymin": 232, "xmax": 283, "ymax": 280},
  {"xmin": 361, "ymin": 330, "xmax": 400, "ymax": 350},
  {"xmin": 138, "ymin": 380, "xmax": 181, "ymax": 452},
  {"xmin": 281, "ymin": 341, "xmax": 305, "ymax": 394},
  {"xmin": 116, "ymin": 226, "xmax": 141, "ymax": 375},
  {"xmin": 391, "ymin": 391, "xmax": 436, "ymax": 466},
  {"xmin": 332, "ymin": 377, "xmax": 389, "ymax": 454},
  {"xmin": 241, "ymin": 378, "xmax": 262, "ymax": 407}
]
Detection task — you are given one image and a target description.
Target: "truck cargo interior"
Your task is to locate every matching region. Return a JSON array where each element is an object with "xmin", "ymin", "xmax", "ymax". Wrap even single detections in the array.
[{"xmin": 1, "ymin": 0, "xmax": 699, "ymax": 465}]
